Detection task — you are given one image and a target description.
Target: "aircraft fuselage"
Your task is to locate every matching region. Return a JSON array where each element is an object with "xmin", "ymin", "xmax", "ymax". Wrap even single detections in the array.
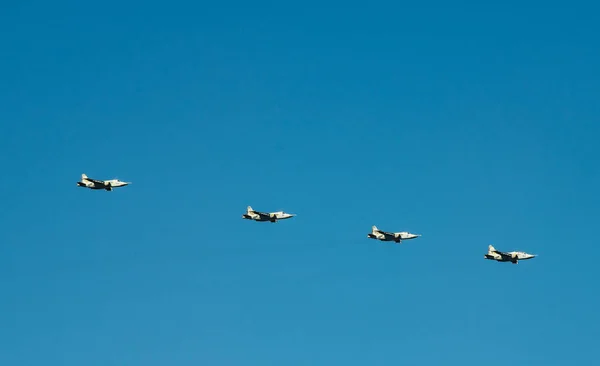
[
  {"xmin": 484, "ymin": 252, "xmax": 535, "ymax": 264},
  {"xmin": 242, "ymin": 210, "xmax": 295, "ymax": 223},
  {"xmin": 367, "ymin": 231, "xmax": 420, "ymax": 243},
  {"xmin": 77, "ymin": 176, "xmax": 129, "ymax": 191}
]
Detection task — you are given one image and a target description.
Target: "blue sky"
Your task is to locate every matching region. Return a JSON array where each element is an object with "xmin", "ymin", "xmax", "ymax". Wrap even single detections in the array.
[{"xmin": 1, "ymin": 1, "xmax": 599, "ymax": 365}]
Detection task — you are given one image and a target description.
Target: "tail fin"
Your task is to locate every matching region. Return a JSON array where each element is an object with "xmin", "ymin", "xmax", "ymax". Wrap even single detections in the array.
[
  {"xmin": 488, "ymin": 245, "xmax": 496, "ymax": 253},
  {"xmin": 81, "ymin": 174, "xmax": 88, "ymax": 180},
  {"xmin": 247, "ymin": 206, "xmax": 253, "ymax": 212},
  {"xmin": 372, "ymin": 225, "xmax": 378, "ymax": 232}
]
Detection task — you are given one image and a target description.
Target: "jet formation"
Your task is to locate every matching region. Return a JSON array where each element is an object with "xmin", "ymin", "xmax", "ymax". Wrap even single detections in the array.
[{"xmin": 77, "ymin": 173, "xmax": 537, "ymax": 264}]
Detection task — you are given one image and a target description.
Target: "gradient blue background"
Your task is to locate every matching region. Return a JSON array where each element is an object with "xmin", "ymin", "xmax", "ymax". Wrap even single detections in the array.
[{"xmin": 1, "ymin": 1, "xmax": 599, "ymax": 365}]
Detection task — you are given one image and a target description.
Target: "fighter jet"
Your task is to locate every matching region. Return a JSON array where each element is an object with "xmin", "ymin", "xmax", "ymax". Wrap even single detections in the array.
[
  {"xmin": 77, "ymin": 174, "xmax": 130, "ymax": 191},
  {"xmin": 242, "ymin": 206, "xmax": 295, "ymax": 223},
  {"xmin": 484, "ymin": 245, "xmax": 536, "ymax": 264},
  {"xmin": 367, "ymin": 225, "xmax": 421, "ymax": 243}
]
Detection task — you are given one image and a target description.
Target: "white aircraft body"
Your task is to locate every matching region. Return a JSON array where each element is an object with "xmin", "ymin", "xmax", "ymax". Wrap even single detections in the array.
[
  {"xmin": 367, "ymin": 225, "xmax": 421, "ymax": 243},
  {"xmin": 242, "ymin": 206, "xmax": 295, "ymax": 223},
  {"xmin": 77, "ymin": 174, "xmax": 130, "ymax": 191},
  {"xmin": 484, "ymin": 245, "xmax": 536, "ymax": 264}
]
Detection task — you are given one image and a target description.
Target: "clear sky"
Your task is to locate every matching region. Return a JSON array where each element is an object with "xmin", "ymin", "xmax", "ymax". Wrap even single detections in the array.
[{"xmin": 1, "ymin": 1, "xmax": 599, "ymax": 365}]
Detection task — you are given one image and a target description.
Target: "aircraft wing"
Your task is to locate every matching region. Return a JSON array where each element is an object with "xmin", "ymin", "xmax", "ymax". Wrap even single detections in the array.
[
  {"xmin": 498, "ymin": 251, "xmax": 515, "ymax": 259},
  {"xmin": 86, "ymin": 177, "xmax": 106, "ymax": 185},
  {"xmin": 253, "ymin": 211, "xmax": 271, "ymax": 217}
]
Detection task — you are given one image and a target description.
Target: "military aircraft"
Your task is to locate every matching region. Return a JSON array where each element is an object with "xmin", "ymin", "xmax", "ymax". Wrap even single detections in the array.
[
  {"xmin": 484, "ymin": 245, "xmax": 536, "ymax": 264},
  {"xmin": 367, "ymin": 225, "xmax": 421, "ymax": 243},
  {"xmin": 77, "ymin": 174, "xmax": 130, "ymax": 191},
  {"xmin": 241, "ymin": 206, "xmax": 295, "ymax": 223}
]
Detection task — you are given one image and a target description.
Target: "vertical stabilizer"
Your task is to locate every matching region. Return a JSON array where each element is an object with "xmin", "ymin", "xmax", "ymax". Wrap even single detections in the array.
[
  {"xmin": 247, "ymin": 206, "xmax": 253, "ymax": 213},
  {"xmin": 81, "ymin": 174, "xmax": 88, "ymax": 180},
  {"xmin": 372, "ymin": 225, "xmax": 378, "ymax": 232},
  {"xmin": 488, "ymin": 245, "xmax": 496, "ymax": 253}
]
